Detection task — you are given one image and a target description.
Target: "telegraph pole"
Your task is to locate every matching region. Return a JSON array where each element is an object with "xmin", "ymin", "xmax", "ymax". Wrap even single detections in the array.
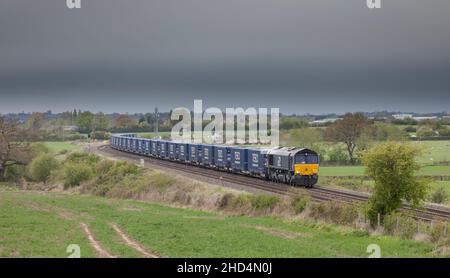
[{"xmin": 154, "ymin": 107, "xmax": 159, "ymax": 138}]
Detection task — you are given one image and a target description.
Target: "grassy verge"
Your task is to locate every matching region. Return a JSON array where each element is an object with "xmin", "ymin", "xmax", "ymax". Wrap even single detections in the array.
[
  {"xmin": 36, "ymin": 142, "xmax": 81, "ymax": 153},
  {"xmin": 320, "ymin": 165, "xmax": 450, "ymax": 177},
  {"xmin": 0, "ymin": 188, "xmax": 440, "ymax": 258},
  {"xmin": 318, "ymin": 178, "xmax": 450, "ymax": 205}
]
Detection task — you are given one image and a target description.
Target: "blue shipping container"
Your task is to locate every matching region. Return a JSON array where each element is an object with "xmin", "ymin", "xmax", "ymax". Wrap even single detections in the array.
[
  {"xmin": 151, "ymin": 140, "xmax": 158, "ymax": 156},
  {"xmin": 168, "ymin": 142, "xmax": 177, "ymax": 159},
  {"xmin": 214, "ymin": 146, "xmax": 231, "ymax": 169},
  {"xmin": 189, "ymin": 144, "xmax": 203, "ymax": 164},
  {"xmin": 143, "ymin": 139, "xmax": 151, "ymax": 155},
  {"xmin": 177, "ymin": 143, "xmax": 190, "ymax": 161},
  {"xmin": 160, "ymin": 141, "xmax": 169, "ymax": 158},
  {"xmin": 230, "ymin": 147, "xmax": 248, "ymax": 172},
  {"xmin": 248, "ymin": 149, "xmax": 268, "ymax": 176},
  {"xmin": 202, "ymin": 145, "xmax": 215, "ymax": 166}
]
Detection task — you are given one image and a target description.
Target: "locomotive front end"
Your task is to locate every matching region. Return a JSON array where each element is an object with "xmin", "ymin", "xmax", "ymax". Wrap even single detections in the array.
[{"xmin": 292, "ymin": 150, "xmax": 319, "ymax": 187}]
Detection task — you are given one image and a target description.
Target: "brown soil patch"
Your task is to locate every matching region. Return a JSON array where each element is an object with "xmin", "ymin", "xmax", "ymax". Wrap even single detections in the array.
[
  {"xmin": 80, "ymin": 223, "xmax": 116, "ymax": 258},
  {"xmin": 110, "ymin": 223, "xmax": 159, "ymax": 258},
  {"xmin": 242, "ymin": 224, "xmax": 310, "ymax": 239}
]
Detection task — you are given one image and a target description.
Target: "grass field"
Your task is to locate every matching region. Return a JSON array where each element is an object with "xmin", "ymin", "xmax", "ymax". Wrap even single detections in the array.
[
  {"xmin": 40, "ymin": 142, "xmax": 81, "ymax": 153},
  {"xmin": 320, "ymin": 165, "xmax": 450, "ymax": 177},
  {"xmin": 318, "ymin": 178, "xmax": 450, "ymax": 204},
  {"xmin": 0, "ymin": 188, "xmax": 440, "ymax": 258},
  {"xmin": 136, "ymin": 132, "xmax": 172, "ymax": 139},
  {"xmin": 413, "ymin": 140, "xmax": 450, "ymax": 164}
]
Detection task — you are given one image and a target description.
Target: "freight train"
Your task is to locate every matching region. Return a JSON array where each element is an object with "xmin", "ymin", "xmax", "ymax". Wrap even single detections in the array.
[{"xmin": 110, "ymin": 134, "xmax": 319, "ymax": 187}]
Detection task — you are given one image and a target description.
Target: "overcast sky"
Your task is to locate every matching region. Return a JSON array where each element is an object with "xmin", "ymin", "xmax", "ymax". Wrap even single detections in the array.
[{"xmin": 1, "ymin": 0, "xmax": 449, "ymax": 114}]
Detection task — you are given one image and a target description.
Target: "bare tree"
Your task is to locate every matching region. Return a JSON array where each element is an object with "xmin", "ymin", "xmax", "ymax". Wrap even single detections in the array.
[
  {"xmin": 324, "ymin": 113, "xmax": 372, "ymax": 164},
  {"xmin": 0, "ymin": 117, "xmax": 33, "ymax": 179}
]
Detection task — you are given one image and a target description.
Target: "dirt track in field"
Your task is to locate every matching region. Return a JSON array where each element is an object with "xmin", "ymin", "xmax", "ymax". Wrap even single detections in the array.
[
  {"xmin": 110, "ymin": 223, "xmax": 159, "ymax": 258},
  {"xmin": 80, "ymin": 222, "xmax": 116, "ymax": 258}
]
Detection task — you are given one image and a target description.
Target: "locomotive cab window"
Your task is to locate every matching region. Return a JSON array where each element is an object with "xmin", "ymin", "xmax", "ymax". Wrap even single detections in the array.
[{"xmin": 295, "ymin": 154, "xmax": 318, "ymax": 164}]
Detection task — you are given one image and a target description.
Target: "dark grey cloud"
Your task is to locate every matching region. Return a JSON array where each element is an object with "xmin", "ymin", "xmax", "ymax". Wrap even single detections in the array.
[{"xmin": 1, "ymin": 0, "xmax": 449, "ymax": 114}]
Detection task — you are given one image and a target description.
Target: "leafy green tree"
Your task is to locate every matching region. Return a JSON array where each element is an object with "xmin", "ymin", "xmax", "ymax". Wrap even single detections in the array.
[
  {"xmin": 417, "ymin": 126, "xmax": 435, "ymax": 138},
  {"xmin": 374, "ymin": 124, "xmax": 409, "ymax": 141},
  {"xmin": 75, "ymin": 111, "xmax": 94, "ymax": 133},
  {"xmin": 327, "ymin": 146, "xmax": 349, "ymax": 164},
  {"xmin": 361, "ymin": 142, "xmax": 429, "ymax": 225},
  {"xmin": 4, "ymin": 164, "xmax": 26, "ymax": 182},
  {"xmin": 430, "ymin": 187, "xmax": 448, "ymax": 204},
  {"xmin": 418, "ymin": 119, "xmax": 442, "ymax": 132},
  {"xmin": 29, "ymin": 154, "xmax": 59, "ymax": 183},
  {"xmin": 138, "ymin": 121, "xmax": 151, "ymax": 129},
  {"xmin": 93, "ymin": 112, "xmax": 109, "ymax": 131},
  {"xmin": 63, "ymin": 163, "xmax": 92, "ymax": 188}
]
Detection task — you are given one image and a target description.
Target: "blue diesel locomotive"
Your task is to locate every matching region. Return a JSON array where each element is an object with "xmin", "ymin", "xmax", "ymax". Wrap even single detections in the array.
[{"xmin": 110, "ymin": 134, "xmax": 319, "ymax": 187}]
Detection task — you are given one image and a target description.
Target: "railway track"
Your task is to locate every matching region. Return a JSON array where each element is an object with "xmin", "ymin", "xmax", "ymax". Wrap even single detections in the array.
[{"xmin": 97, "ymin": 145, "xmax": 450, "ymax": 222}]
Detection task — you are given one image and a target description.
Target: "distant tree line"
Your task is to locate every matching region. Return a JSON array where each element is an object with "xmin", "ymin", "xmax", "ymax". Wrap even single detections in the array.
[{"xmin": 5, "ymin": 109, "xmax": 450, "ymax": 146}]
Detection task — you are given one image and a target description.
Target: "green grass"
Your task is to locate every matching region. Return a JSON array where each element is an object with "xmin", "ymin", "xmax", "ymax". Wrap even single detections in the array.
[
  {"xmin": 0, "ymin": 188, "xmax": 441, "ymax": 258},
  {"xmin": 320, "ymin": 166, "xmax": 366, "ymax": 176},
  {"xmin": 41, "ymin": 142, "xmax": 81, "ymax": 153},
  {"xmin": 136, "ymin": 132, "xmax": 172, "ymax": 139},
  {"xmin": 418, "ymin": 166, "xmax": 450, "ymax": 176},
  {"xmin": 413, "ymin": 140, "xmax": 450, "ymax": 164},
  {"xmin": 318, "ymin": 178, "xmax": 450, "ymax": 205},
  {"xmin": 0, "ymin": 190, "xmax": 96, "ymax": 258},
  {"xmin": 320, "ymin": 165, "xmax": 450, "ymax": 177}
]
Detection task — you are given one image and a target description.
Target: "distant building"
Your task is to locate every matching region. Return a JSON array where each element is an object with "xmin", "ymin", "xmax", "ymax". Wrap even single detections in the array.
[
  {"xmin": 412, "ymin": 116, "xmax": 438, "ymax": 121},
  {"xmin": 310, "ymin": 118, "xmax": 340, "ymax": 125},
  {"xmin": 392, "ymin": 114, "xmax": 413, "ymax": 120}
]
